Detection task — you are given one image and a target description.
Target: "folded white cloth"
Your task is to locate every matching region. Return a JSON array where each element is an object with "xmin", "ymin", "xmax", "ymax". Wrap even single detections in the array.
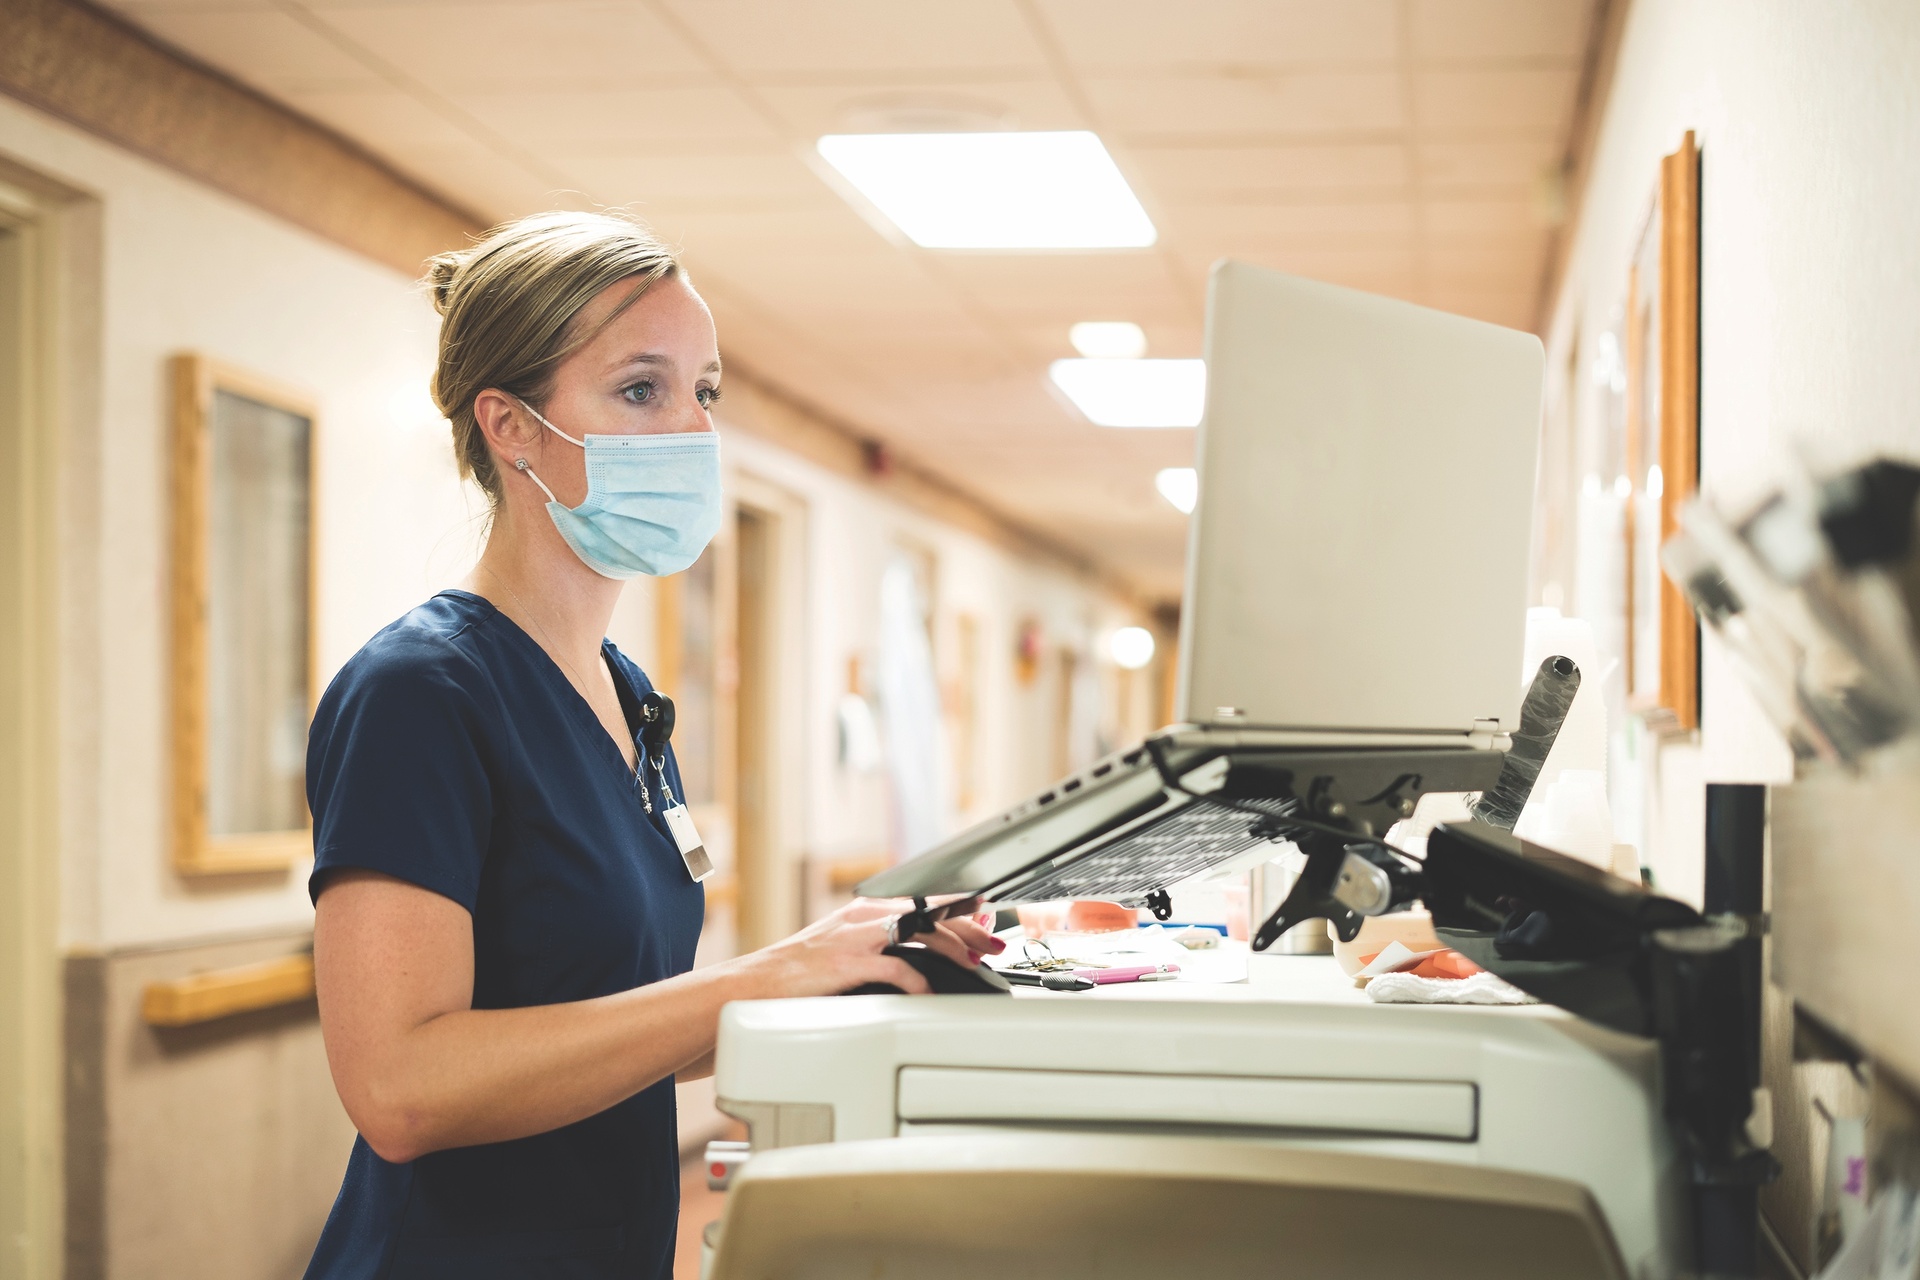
[{"xmin": 1366, "ymin": 971, "xmax": 1539, "ymax": 1006}]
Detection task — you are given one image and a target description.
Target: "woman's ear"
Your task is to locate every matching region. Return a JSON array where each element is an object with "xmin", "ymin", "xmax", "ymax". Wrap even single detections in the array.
[{"xmin": 473, "ymin": 389, "xmax": 543, "ymax": 462}]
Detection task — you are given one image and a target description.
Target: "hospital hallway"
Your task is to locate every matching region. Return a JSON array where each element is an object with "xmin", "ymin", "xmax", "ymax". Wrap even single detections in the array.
[{"xmin": 3, "ymin": 0, "xmax": 1920, "ymax": 1277}]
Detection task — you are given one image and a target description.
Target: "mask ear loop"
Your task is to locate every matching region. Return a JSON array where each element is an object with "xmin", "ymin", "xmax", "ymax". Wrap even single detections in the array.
[
  {"xmin": 513, "ymin": 456, "xmax": 560, "ymax": 504},
  {"xmin": 509, "ymin": 395, "xmax": 583, "ymax": 505}
]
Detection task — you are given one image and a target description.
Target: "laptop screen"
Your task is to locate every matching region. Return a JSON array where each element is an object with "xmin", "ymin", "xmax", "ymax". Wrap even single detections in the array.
[{"xmin": 1177, "ymin": 263, "xmax": 1544, "ymax": 735}]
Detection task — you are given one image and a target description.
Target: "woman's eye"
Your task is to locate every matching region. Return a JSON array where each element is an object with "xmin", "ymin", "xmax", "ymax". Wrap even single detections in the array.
[
  {"xmin": 622, "ymin": 380, "xmax": 655, "ymax": 404},
  {"xmin": 697, "ymin": 386, "xmax": 722, "ymax": 409}
]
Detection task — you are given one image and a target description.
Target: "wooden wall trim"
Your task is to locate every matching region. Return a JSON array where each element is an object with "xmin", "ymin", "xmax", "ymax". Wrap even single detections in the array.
[{"xmin": 0, "ymin": 0, "xmax": 484, "ymax": 276}]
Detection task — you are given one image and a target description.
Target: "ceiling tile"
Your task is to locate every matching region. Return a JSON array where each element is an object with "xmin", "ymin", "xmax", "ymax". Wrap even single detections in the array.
[
  {"xmin": 933, "ymin": 252, "xmax": 1192, "ymax": 323},
  {"xmin": 1418, "ymin": 139, "xmax": 1561, "ymax": 191},
  {"xmin": 657, "ymin": 0, "xmax": 1049, "ymax": 76},
  {"xmin": 701, "ymin": 251, "xmax": 962, "ymax": 323},
  {"xmin": 559, "ymin": 150, "xmax": 830, "ymax": 211},
  {"xmin": 1162, "ymin": 200, "xmax": 1416, "ymax": 241},
  {"xmin": 1034, "ymin": 0, "xmax": 1398, "ymax": 69},
  {"xmin": 124, "ymin": 8, "xmax": 383, "ymax": 89},
  {"xmin": 1421, "ymin": 197, "xmax": 1546, "ymax": 235},
  {"xmin": 1425, "ymin": 242, "xmax": 1545, "ymax": 290},
  {"xmin": 1413, "ymin": 68, "xmax": 1580, "ymax": 139},
  {"xmin": 1087, "ymin": 71, "xmax": 1405, "ymax": 139},
  {"xmin": 648, "ymin": 201, "xmax": 888, "ymax": 259},
  {"xmin": 1003, "ymin": 319, "xmax": 1205, "ymax": 361},
  {"xmin": 312, "ymin": 2, "xmax": 712, "ymax": 92},
  {"xmin": 450, "ymin": 85, "xmax": 780, "ymax": 149},
  {"xmin": 370, "ymin": 137, "xmax": 575, "ymax": 221},
  {"xmin": 1410, "ymin": 0, "xmax": 1594, "ymax": 62},
  {"xmin": 1131, "ymin": 143, "xmax": 1411, "ymax": 200},
  {"xmin": 756, "ymin": 79, "xmax": 1085, "ymax": 138}
]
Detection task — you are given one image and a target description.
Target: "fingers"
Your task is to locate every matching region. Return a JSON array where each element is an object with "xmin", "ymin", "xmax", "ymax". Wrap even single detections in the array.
[
  {"xmin": 874, "ymin": 957, "xmax": 931, "ymax": 995},
  {"xmin": 943, "ymin": 917, "xmax": 1005, "ymax": 956},
  {"xmin": 915, "ymin": 924, "xmax": 974, "ymax": 969}
]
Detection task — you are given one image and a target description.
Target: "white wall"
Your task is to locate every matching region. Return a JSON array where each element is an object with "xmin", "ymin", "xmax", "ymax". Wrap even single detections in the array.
[{"xmin": 1542, "ymin": 0, "xmax": 1920, "ymax": 893}]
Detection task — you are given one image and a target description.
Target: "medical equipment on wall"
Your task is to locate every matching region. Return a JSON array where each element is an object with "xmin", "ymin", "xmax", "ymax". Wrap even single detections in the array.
[
  {"xmin": 1663, "ymin": 457, "xmax": 1920, "ymax": 766},
  {"xmin": 703, "ymin": 264, "xmax": 1774, "ymax": 1279}
]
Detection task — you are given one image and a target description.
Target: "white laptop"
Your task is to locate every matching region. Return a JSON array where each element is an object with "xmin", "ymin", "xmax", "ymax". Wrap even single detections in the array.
[
  {"xmin": 1181, "ymin": 262, "xmax": 1543, "ymax": 734},
  {"xmin": 862, "ymin": 262, "xmax": 1545, "ymax": 905}
]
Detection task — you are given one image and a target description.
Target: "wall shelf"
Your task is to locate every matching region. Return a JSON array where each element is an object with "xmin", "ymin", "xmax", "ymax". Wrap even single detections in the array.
[{"xmin": 141, "ymin": 953, "xmax": 315, "ymax": 1027}]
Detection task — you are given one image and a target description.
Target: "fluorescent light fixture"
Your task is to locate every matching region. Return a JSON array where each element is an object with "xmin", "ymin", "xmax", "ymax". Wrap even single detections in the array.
[
  {"xmin": 815, "ymin": 131, "xmax": 1156, "ymax": 249},
  {"xmin": 1155, "ymin": 467, "xmax": 1198, "ymax": 515},
  {"xmin": 1109, "ymin": 626, "xmax": 1156, "ymax": 670},
  {"xmin": 1070, "ymin": 321, "xmax": 1147, "ymax": 359},
  {"xmin": 1049, "ymin": 358, "xmax": 1206, "ymax": 428}
]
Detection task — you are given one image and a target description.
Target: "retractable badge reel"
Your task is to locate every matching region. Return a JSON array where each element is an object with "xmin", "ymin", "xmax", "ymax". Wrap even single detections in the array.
[{"xmin": 639, "ymin": 691, "xmax": 713, "ymax": 884}]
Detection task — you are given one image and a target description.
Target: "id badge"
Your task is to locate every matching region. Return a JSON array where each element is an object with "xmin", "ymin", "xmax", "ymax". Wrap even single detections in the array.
[{"xmin": 662, "ymin": 804, "xmax": 713, "ymax": 883}]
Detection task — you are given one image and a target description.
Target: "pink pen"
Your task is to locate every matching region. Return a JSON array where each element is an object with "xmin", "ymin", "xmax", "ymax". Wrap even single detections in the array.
[{"xmin": 1075, "ymin": 963, "xmax": 1180, "ymax": 984}]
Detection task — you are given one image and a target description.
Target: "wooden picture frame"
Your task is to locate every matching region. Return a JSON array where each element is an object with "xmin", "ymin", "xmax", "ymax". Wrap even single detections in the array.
[
  {"xmin": 169, "ymin": 354, "xmax": 317, "ymax": 875},
  {"xmin": 1623, "ymin": 132, "xmax": 1702, "ymax": 732}
]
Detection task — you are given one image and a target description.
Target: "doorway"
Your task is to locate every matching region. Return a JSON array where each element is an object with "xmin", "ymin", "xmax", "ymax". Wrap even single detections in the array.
[{"xmin": 733, "ymin": 506, "xmax": 775, "ymax": 949}]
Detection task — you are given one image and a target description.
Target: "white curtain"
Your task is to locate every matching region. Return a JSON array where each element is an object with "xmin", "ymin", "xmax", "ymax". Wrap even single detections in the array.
[{"xmin": 877, "ymin": 557, "xmax": 951, "ymax": 860}]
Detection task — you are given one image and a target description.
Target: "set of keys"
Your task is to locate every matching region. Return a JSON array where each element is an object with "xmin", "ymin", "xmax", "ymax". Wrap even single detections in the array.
[{"xmin": 634, "ymin": 691, "xmax": 712, "ymax": 884}]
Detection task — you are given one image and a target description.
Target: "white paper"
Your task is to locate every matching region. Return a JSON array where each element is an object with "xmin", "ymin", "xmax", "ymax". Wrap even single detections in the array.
[{"xmin": 1355, "ymin": 940, "xmax": 1443, "ymax": 978}]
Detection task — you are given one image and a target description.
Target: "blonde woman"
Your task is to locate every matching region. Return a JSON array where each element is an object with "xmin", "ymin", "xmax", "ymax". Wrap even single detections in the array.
[{"xmin": 304, "ymin": 211, "xmax": 999, "ymax": 1279}]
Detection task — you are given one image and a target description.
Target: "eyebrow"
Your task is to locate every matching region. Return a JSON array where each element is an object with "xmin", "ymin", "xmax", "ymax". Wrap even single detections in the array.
[{"xmin": 610, "ymin": 353, "xmax": 724, "ymax": 376}]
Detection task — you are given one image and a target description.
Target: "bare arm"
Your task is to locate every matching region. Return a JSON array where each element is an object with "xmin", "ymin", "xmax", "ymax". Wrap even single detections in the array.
[
  {"xmin": 313, "ymin": 870, "xmax": 998, "ymax": 1163},
  {"xmin": 676, "ymin": 1049, "xmax": 716, "ymax": 1082}
]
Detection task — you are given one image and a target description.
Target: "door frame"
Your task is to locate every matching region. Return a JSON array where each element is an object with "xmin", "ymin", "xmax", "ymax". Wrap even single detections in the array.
[
  {"xmin": 0, "ymin": 163, "xmax": 84, "ymax": 1280},
  {"xmin": 728, "ymin": 471, "xmax": 808, "ymax": 947}
]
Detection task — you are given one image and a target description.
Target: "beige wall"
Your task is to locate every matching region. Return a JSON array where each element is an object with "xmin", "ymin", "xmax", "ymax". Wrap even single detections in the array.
[
  {"xmin": 65, "ymin": 932, "xmax": 354, "ymax": 1280},
  {"xmin": 1541, "ymin": 0, "xmax": 1920, "ymax": 893},
  {"xmin": 0, "ymin": 93, "xmax": 478, "ymax": 956},
  {"xmin": 1545, "ymin": 4, "xmax": 1920, "ymax": 1270}
]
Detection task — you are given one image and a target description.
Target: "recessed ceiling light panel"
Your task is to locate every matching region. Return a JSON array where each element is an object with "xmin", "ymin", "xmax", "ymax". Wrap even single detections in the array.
[
  {"xmin": 1070, "ymin": 321, "xmax": 1148, "ymax": 359},
  {"xmin": 815, "ymin": 131, "xmax": 1157, "ymax": 250},
  {"xmin": 1155, "ymin": 467, "xmax": 1198, "ymax": 514},
  {"xmin": 1049, "ymin": 358, "xmax": 1206, "ymax": 428}
]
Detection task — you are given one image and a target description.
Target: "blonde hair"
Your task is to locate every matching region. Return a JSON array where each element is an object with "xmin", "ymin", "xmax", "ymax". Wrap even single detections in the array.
[{"xmin": 425, "ymin": 210, "xmax": 680, "ymax": 506}]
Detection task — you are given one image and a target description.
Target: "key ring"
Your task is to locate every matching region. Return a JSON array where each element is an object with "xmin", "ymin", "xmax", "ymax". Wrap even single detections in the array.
[{"xmin": 1011, "ymin": 938, "xmax": 1079, "ymax": 973}]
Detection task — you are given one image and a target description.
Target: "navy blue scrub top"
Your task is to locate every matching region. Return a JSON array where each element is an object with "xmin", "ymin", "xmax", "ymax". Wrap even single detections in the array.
[{"xmin": 302, "ymin": 590, "xmax": 704, "ymax": 1280}]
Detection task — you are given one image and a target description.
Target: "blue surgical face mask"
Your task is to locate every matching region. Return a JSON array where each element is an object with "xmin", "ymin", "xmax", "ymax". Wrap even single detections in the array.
[{"xmin": 512, "ymin": 400, "xmax": 722, "ymax": 580}]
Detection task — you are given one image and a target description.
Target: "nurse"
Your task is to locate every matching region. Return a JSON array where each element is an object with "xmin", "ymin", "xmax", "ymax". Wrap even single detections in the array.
[{"xmin": 303, "ymin": 210, "xmax": 999, "ymax": 1279}]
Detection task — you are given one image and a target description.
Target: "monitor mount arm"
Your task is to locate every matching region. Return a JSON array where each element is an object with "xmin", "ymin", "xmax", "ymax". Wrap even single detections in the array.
[{"xmin": 1248, "ymin": 654, "xmax": 1582, "ymax": 951}]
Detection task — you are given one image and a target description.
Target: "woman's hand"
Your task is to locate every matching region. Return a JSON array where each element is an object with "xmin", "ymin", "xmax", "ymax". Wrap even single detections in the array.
[{"xmin": 744, "ymin": 898, "xmax": 1006, "ymax": 998}]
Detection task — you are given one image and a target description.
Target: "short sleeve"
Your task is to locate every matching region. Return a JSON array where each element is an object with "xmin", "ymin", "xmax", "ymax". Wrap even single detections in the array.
[{"xmin": 307, "ymin": 632, "xmax": 495, "ymax": 911}]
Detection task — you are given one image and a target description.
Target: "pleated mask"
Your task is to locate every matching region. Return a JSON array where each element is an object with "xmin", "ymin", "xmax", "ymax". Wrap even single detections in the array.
[{"xmin": 513, "ymin": 399, "xmax": 722, "ymax": 579}]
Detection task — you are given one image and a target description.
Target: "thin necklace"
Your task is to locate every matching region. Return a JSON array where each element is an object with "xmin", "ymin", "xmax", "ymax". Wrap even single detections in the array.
[{"xmin": 480, "ymin": 564, "xmax": 630, "ymax": 767}]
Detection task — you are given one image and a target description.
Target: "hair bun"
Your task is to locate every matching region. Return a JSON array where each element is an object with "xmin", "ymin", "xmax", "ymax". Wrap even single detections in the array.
[{"xmin": 423, "ymin": 253, "xmax": 463, "ymax": 316}]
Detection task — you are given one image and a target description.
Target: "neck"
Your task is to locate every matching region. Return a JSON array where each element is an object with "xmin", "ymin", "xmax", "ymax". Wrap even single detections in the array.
[{"xmin": 466, "ymin": 502, "xmax": 623, "ymax": 673}]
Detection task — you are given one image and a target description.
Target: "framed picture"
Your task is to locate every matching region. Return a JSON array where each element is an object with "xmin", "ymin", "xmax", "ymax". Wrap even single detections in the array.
[
  {"xmin": 1623, "ymin": 131, "xmax": 1702, "ymax": 731},
  {"xmin": 169, "ymin": 355, "xmax": 316, "ymax": 874}
]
